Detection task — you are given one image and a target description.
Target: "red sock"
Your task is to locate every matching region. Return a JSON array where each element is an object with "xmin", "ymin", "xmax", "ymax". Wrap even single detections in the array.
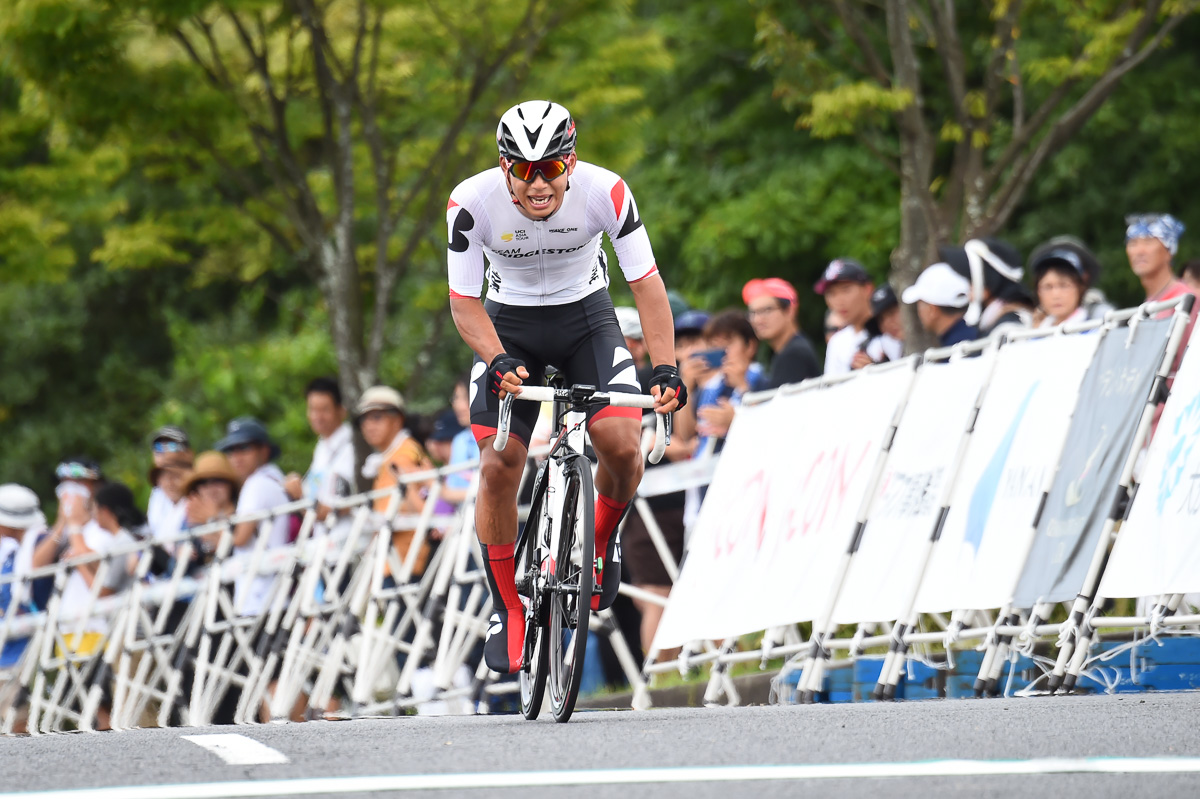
[
  {"xmin": 594, "ymin": 494, "xmax": 628, "ymax": 561},
  {"xmin": 480, "ymin": 542, "xmax": 522, "ymax": 613}
]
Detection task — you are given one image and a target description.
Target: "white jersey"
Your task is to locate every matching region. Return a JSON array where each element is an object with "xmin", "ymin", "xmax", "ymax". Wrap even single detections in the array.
[{"xmin": 446, "ymin": 162, "xmax": 658, "ymax": 306}]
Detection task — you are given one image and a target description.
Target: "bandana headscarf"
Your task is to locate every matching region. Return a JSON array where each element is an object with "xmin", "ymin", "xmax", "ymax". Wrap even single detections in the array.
[
  {"xmin": 1125, "ymin": 213, "xmax": 1186, "ymax": 255},
  {"xmin": 962, "ymin": 239, "xmax": 1024, "ymax": 327}
]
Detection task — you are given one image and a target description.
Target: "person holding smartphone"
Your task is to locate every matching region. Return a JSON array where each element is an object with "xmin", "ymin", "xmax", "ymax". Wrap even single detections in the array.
[{"xmin": 693, "ymin": 310, "xmax": 768, "ymax": 453}]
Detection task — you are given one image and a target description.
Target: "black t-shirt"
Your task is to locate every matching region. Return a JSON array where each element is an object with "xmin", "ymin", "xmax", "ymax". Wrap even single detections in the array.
[{"xmin": 767, "ymin": 332, "xmax": 822, "ymax": 389}]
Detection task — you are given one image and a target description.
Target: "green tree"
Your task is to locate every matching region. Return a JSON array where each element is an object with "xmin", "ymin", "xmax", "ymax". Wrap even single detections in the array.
[
  {"xmin": 1, "ymin": 0, "xmax": 665, "ymax": 412},
  {"xmin": 755, "ymin": 0, "xmax": 1200, "ymax": 295},
  {"xmin": 625, "ymin": 1, "xmax": 899, "ymax": 344}
]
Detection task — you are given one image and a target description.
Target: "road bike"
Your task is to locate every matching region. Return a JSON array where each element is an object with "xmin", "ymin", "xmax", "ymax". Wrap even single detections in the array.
[{"xmin": 493, "ymin": 377, "xmax": 668, "ymax": 722}]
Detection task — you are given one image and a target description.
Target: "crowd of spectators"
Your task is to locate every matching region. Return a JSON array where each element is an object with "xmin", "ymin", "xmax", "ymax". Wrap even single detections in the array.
[
  {"xmin": 2, "ymin": 211, "xmax": 1195, "ymax": 715},
  {"xmin": 616, "ymin": 211, "xmax": 1196, "ymax": 652},
  {"xmin": 0, "ymin": 373, "xmax": 482, "ymax": 727}
]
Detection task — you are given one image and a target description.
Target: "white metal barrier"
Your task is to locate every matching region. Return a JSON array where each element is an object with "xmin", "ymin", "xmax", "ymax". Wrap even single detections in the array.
[{"xmin": 643, "ymin": 296, "xmax": 1200, "ymax": 704}]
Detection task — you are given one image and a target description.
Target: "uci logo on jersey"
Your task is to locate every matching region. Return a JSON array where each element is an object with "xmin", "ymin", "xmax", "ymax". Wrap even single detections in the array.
[{"xmin": 500, "ymin": 230, "xmax": 529, "ymax": 243}]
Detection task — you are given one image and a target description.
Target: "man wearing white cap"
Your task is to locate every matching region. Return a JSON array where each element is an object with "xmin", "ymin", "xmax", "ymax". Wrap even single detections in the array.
[
  {"xmin": 902, "ymin": 263, "xmax": 979, "ymax": 347},
  {"xmin": 1, "ymin": 484, "xmax": 48, "ymax": 726}
]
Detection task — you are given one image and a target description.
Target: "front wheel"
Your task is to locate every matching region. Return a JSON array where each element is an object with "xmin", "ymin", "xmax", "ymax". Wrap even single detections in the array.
[
  {"xmin": 547, "ymin": 456, "xmax": 595, "ymax": 723},
  {"xmin": 518, "ymin": 464, "xmax": 550, "ymax": 720}
]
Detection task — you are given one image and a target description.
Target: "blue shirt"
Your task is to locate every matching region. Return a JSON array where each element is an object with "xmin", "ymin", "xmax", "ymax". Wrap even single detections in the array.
[
  {"xmin": 940, "ymin": 316, "xmax": 979, "ymax": 347},
  {"xmin": 446, "ymin": 428, "xmax": 479, "ymax": 491},
  {"xmin": 695, "ymin": 363, "xmax": 768, "ymax": 454}
]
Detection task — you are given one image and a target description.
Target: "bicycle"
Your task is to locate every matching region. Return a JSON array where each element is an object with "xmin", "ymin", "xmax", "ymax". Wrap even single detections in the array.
[{"xmin": 493, "ymin": 376, "xmax": 669, "ymax": 722}]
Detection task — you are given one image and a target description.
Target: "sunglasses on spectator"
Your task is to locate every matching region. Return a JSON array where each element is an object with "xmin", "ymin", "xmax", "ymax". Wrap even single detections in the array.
[
  {"xmin": 747, "ymin": 305, "xmax": 784, "ymax": 319},
  {"xmin": 507, "ymin": 158, "xmax": 568, "ymax": 183},
  {"xmin": 1039, "ymin": 248, "xmax": 1086, "ymax": 278},
  {"xmin": 153, "ymin": 440, "xmax": 187, "ymax": 453},
  {"xmin": 223, "ymin": 442, "xmax": 259, "ymax": 454},
  {"xmin": 55, "ymin": 462, "xmax": 100, "ymax": 481}
]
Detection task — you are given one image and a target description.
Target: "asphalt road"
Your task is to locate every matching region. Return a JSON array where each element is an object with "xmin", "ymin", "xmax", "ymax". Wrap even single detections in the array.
[{"xmin": 3, "ymin": 692, "xmax": 1200, "ymax": 798}]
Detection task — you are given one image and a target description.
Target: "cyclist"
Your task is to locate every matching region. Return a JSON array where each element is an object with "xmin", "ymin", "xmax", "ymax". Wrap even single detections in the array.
[{"xmin": 447, "ymin": 100, "xmax": 686, "ymax": 674}]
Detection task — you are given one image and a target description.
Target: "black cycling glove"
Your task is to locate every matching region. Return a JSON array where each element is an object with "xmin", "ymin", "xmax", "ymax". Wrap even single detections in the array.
[
  {"xmin": 649, "ymin": 364, "xmax": 687, "ymax": 410},
  {"xmin": 487, "ymin": 352, "xmax": 526, "ymax": 400}
]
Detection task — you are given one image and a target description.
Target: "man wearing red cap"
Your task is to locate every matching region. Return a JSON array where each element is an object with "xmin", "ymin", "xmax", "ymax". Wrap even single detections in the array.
[{"xmin": 743, "ymin": 277, "xmax": 821, "ymax": 389}]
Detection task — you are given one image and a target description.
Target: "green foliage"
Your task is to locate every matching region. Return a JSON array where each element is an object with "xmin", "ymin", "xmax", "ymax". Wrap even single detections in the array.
[
  {"xmin": 3, "ymin": 0, "xmax": 1200, "ymax": 515},
  {"xmin": 803, "ymin": 83, "xmax": 913, "ymax": 137},
  {"xmin": 623, "ymin": 1, "xmax": 898, "ymax": 341}
]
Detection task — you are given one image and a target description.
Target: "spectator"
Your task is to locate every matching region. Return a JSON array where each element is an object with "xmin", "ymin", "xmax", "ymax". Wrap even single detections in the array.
[
  {"xmin": 182, "ymin": 451, "xmax": 241, "ymax": 565},
  {"xmin": 284, "ymin": 377, "xmax": 355, "ymax": 521},
  {"xmin": 442, "ymin": 376, "xmax": 480, "ymax": 508},
  {"xmin": 902, "ymin": 263, "xmax": 978, "ymax": 347},
  {"xmin": 694, "ymin": 311, "xmax": 768, "ymax": 449},
  {"xmin": 1126, "ymin": 214, "xmax": 1190, "ymax": 306},
  {"xmin": 614, "ymin": 306, "xmax": 649, "ymax": 371},
  {"xmin": 1181, "ymin": 258, "xmax": 1200, "ymax": 294},
  {"xmin": 622, "ymin": 313, "xmax": 702, "ymax": 659},
  {"xmin": 853, "ymin": 284, "xmax": 904, "ymax": 369},
  {"xmin": 1029, "ymin": 236, "xmax": 1111, "ymax": 321},
  {"xmin": 1030, "ymin": 244, "xmax": 1090, "ymax": 328},
  {"xmin": 670, "ymin": 310, "xmax": 713, "ymax": 454},
  {"xmin": 215, "ymin": 417, "xmax": 291, "ymax": 616},
  {"xmin": 32, "ymin": 456, "xmax": 104, "ymax": 592},
  {"xmin": 36, "ymin": 464, "xmax": 139, "ymax": 657},
  {"xmin": 0, "ymin": 484, "xmax": 45, "ymax": 733},
  {"xmin": 90, "ymin": 482, "xmax": 145, "ymax": 587},
  {"xmin": 426, "ymin": 410, "xmax": 462, "ymax": 468},
  {"xmin": 824, "ymin": 309, "xmax": 846, "ymax": 345},
  {"xmin": 814, "ymin": 259, "xmax": 875, "ymax": 375},
  {"xmin": 943, "ymin": 238, "xmax": 1033, "ymax": 336},
  {"xmin": 357, "ymin": 386, "xmax": 434, "ymax": 575},
  {"xmin": 742, "ymin": 277, "xmax": 822, "ymax": 389},
  {"xmin": 146, "ymin": 426, "xmax": 193, "ymax": 550},
  {"xmin": 1126, "ymin": 214, "xmax": 1195, "ymax": 440}
]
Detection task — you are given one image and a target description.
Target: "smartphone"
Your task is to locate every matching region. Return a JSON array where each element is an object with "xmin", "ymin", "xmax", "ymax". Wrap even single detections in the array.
[{"xmin": 698, "ymin": 348, "xmax": 725, "ymax": 369}]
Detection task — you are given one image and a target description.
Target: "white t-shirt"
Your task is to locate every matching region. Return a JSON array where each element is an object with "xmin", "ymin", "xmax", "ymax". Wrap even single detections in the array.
[
  {"xmin": 147, "ymin": 486, "xmax": 187, "ymax": 549},
  {"xmin": 233, "ymin": 463, "xmax": 291, "ymax": 616},
  {"xmin": 58, "ymin": 521, "xmax": 135, "ymax": 634},
  {"xmin": 302, "ymin": 423, "xmax": 356, "ymax": 506},
  {"xmin": 824, "ymin": 325, "xmax": 869, "ymax": 376},
  {"xmin": 865, "ymin": 333, "xmax": 904, "ymax": 364},
  {"xmin": 1037, "ymin": 307, "xmax": 1088, "ymax": 329}
]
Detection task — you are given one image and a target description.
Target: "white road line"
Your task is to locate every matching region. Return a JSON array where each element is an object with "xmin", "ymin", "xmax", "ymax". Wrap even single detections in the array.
[
  {"xmin": 4, "ymin": 757, "xmax": 1200, "ymax": 799},
  {"xmin": 179, "ymin": 734, "xmax": 290, "ymax": 766}
]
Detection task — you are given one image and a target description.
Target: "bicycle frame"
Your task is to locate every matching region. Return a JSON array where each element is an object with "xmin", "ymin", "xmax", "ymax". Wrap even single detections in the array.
[{"xmin": 495, "ymin": 381, "xmax": 668, "ymax": 721}]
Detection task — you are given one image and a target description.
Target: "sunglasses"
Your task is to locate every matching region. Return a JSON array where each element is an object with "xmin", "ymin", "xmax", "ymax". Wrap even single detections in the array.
[
  {"xmin": 507, "ymin": 158, "xmax": 568, "ymax": 183},
  {"xmin": 153, "ymin": 440, "xmax": 187, "ymax": 453},
  {"xmin": 56, "ymin": 462, "xmax": 100, "ymax": 481},
  {"xmin": 1039, "ymin": 248, "xmax": 1085, "ymax": 277},
  {"xmin": 223, "ymin": 442, "xmax": 259, "ymax": 454}
]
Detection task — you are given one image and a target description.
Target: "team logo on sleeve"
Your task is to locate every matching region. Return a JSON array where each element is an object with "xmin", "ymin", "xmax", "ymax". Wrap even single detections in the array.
[
  {"xmin": 617, "ymin": 195, "xmax": 643, "ymax": 239},
  {"xmin": 449, "ymin": 207, "xmax": 475, "ymax": 253}
]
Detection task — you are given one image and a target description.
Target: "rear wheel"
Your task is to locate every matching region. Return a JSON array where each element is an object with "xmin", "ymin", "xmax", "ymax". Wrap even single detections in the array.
[
  {"xmin": 547, "ymin": 456, "xmax": 594, "ymax": 723},
  {"xmin": 518, "ymin": 466, "xmax": 550, "ymax": 720}
]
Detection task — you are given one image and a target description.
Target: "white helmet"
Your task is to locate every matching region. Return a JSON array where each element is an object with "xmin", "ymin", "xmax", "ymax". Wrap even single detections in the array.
[{"xmin": 496, "ymin": 101, "xmax": 576, "ymax": 161}]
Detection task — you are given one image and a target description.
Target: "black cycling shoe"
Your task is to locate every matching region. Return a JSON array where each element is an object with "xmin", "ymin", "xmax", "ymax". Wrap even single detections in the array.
[{"xmin": 484, "ymin": 610, "xmax": 524, "ymax": 674}]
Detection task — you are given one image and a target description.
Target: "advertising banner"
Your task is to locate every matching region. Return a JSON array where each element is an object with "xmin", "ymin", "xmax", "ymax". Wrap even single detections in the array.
[
  {"xmin": 1098, "ymin": 336, "xmax": 1200, "ymax": 598},
  {"xmin": 832, "ymin": 354, "xmax": 992, "ymax": 624},
  {"xmin": 915, "ymin": 333, "xmax": 1101, "ymax": 613},
  {"xmin": 653, "ymin": 364, "xmax": 914, "ymax": 648},
  {"xmin": 1011, "ymin": 319, "xmax": 1170, "ymax": 607}
]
